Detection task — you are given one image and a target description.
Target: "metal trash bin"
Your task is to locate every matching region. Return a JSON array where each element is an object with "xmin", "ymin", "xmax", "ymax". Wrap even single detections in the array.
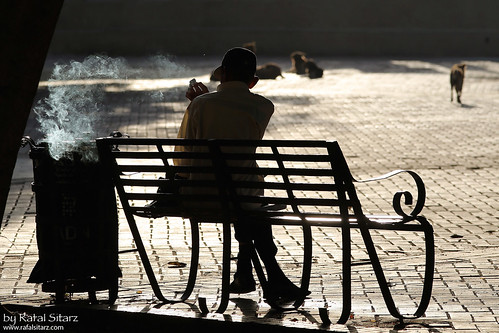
[{"xmin": 22, "ymin": 137, "xmax": 120, "ymax": 304}]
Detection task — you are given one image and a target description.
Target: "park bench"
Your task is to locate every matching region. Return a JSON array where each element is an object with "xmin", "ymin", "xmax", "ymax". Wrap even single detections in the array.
[{"xmin": 96, "ymin": 137, "xmax": 434, "ymax": 324}]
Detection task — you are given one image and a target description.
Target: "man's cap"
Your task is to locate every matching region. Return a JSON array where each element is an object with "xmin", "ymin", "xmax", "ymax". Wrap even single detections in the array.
[{"xmin": 212, "ymin": 47, "xmax": 257, "ymax": 81}]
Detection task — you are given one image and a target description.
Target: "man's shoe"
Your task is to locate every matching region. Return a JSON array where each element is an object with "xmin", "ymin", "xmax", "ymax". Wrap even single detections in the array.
[
  {"xmin": 229, "ymin": 275, "xmax": 256, "ymax": 294},
  {"xmin": 263, "ymin": 282, "xmax": 311, "ymax": 304},
  {"xmin": 134, "ymin": 201, "xmax": 168, "ymax": 218}
]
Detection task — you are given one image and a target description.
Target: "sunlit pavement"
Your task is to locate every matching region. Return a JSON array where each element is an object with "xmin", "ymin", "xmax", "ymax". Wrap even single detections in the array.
[{"xmin": 1, "ymin": 55, "xmax": 498, "ymax": 332}]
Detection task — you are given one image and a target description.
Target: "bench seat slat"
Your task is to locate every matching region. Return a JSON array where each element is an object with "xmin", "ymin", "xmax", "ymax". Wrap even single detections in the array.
[
  {"xmin": 116, "ymin": 165, "xmax": 337, "ymax": 178},
  {"xmin": 112, "ymin": 150, "xmax": 334, "ymax": 163},
  {"xmin": 234, "ymin": 195, "xmax": 343, "ymax": 207},
  {"xmin": 119, "ymin": 179, "xmax": 219, "ymax": 187},
  {"xmin": 117, "ymin": 165, "xmax": 215, "ymax": 173},
  {"xmin": 122, "ymin": 193, "xmax": 223, "ymax": 201},
  {"xmin": 228, "ymin": 181, "xmax": 339, "ymax": 191},
  {"xmin": 261, "ymin": 216, "xmax": 426, "ymax": 231},
  {"xmin": 224, "ymin": 167, "xmax": 336, "ymax": 177},
  {"xmin": 120, "ymin": 178, "xmax": 338, "ymax": 192}
]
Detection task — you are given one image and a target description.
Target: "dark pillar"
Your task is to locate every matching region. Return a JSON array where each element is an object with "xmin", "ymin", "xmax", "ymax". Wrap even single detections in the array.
[{"xmin": 0, "ymin": 1, "xmax": 64, "ymax": 220}]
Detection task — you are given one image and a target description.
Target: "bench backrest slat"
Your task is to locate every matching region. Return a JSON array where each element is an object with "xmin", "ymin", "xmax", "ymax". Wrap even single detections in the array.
[{"xmin": 96, "ymin": 138, "xmax": 360, "ymax": 219}]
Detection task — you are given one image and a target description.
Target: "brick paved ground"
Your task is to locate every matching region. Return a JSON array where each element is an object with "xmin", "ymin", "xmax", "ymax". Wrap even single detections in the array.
[{"xmin": 1, "ymin": 56, "xmax": 498, "ymax": 332}]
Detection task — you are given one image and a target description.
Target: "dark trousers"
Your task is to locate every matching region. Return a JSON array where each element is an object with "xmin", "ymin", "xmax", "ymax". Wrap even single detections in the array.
[{"xmin": 233, "ymin": 217, "xmax": 286, "ymax": 282}]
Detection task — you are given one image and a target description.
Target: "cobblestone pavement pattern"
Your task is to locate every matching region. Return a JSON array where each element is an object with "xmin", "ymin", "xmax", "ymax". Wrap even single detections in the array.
[{"xmin": 1, "ymin": 55, "xmax": 498, "ymax": 332}]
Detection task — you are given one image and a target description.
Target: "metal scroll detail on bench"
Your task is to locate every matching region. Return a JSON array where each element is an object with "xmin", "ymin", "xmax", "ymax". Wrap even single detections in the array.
[
  {"xmin": 354, "ymin": 169, "xmax": 426, "ymax": 218},
  {"xmin": 96, "ymin": 137, "xmax": 434, "ymax": 324}
]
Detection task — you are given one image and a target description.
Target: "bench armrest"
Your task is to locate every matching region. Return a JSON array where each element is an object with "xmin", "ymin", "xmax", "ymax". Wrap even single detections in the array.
[{"xmin": 353, "ymin": 169, "xmax": 426, "ymax": 219}]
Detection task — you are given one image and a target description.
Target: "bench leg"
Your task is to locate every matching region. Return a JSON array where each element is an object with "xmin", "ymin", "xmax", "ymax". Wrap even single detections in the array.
[
  {"xmin": 214, "ymin": 221, "xmax": 232, "ymax": 313},
  {"xmin": 359, "ymin": 216, "xmax": 434, "ymax": 321},
  {"xmin": 293, "ymin": 223, "xmax": 312, "ymax": 308},
  {"xmin": 302, "ymin": 221, "xmax": 352, "ymax": 324},
  {"xmin": 179, "ymin": 219, "xmax": 200, "ymax": 301},
  {"xmin": 337, "ymin": 223, "xmax": 352, "ymax": 324},
  {"xmin": 125, "ymin": 213, "xmax": 200, "ymax": 303}
]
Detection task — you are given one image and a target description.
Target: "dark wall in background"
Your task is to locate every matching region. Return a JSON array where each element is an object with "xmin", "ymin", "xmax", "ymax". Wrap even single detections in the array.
[{"xmin": 48, "ymin": 0, "xmax": 499, "ymax": 57}]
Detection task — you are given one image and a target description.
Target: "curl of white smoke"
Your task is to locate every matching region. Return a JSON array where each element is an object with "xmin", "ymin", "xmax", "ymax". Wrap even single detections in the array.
[
  {"xmin": 144, "ymin": 54, "xmax": 187, "ymax": 102},
  {"xmin": 34, "ymin": 54, "xmax": 186, "ymax": 161},
  {"xmin": 34, "ymin": 55, "xmax": 128, "ymax": 161}
]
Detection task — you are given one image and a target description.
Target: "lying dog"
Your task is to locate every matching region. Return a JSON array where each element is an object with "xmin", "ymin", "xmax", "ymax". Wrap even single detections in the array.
[
  {"xmin": 305, "ymin": 60, "xmax": 323, "ymax": 79},
  {"xmin": 256, "ymin": 63, "xmax": 283, "ymax": 79}
]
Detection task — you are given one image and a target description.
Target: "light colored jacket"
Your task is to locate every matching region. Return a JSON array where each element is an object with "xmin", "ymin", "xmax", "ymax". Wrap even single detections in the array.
[{"xmin": 175, "ymin": 81, "xmax": 274, "ymax": 208}]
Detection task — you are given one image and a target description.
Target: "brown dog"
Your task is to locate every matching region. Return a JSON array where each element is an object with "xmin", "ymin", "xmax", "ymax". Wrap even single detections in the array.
[
  {"xmin": 242, "ymin": 41, "xmax": 257, "ymax": 54},
  {"xmin": 450, "ymin": 63, "xmax": 466, "ymax": 104},
  {"xmin": 305, "ymin": 60, "xmax": 323, "ymax": 79},
  {"xmin": 256, "ymin": 63, "xmax": 283, "ymax": 80},
  {"xmin": 289, "ymin": 51, "xmax": 308, "ymax": 74}
]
